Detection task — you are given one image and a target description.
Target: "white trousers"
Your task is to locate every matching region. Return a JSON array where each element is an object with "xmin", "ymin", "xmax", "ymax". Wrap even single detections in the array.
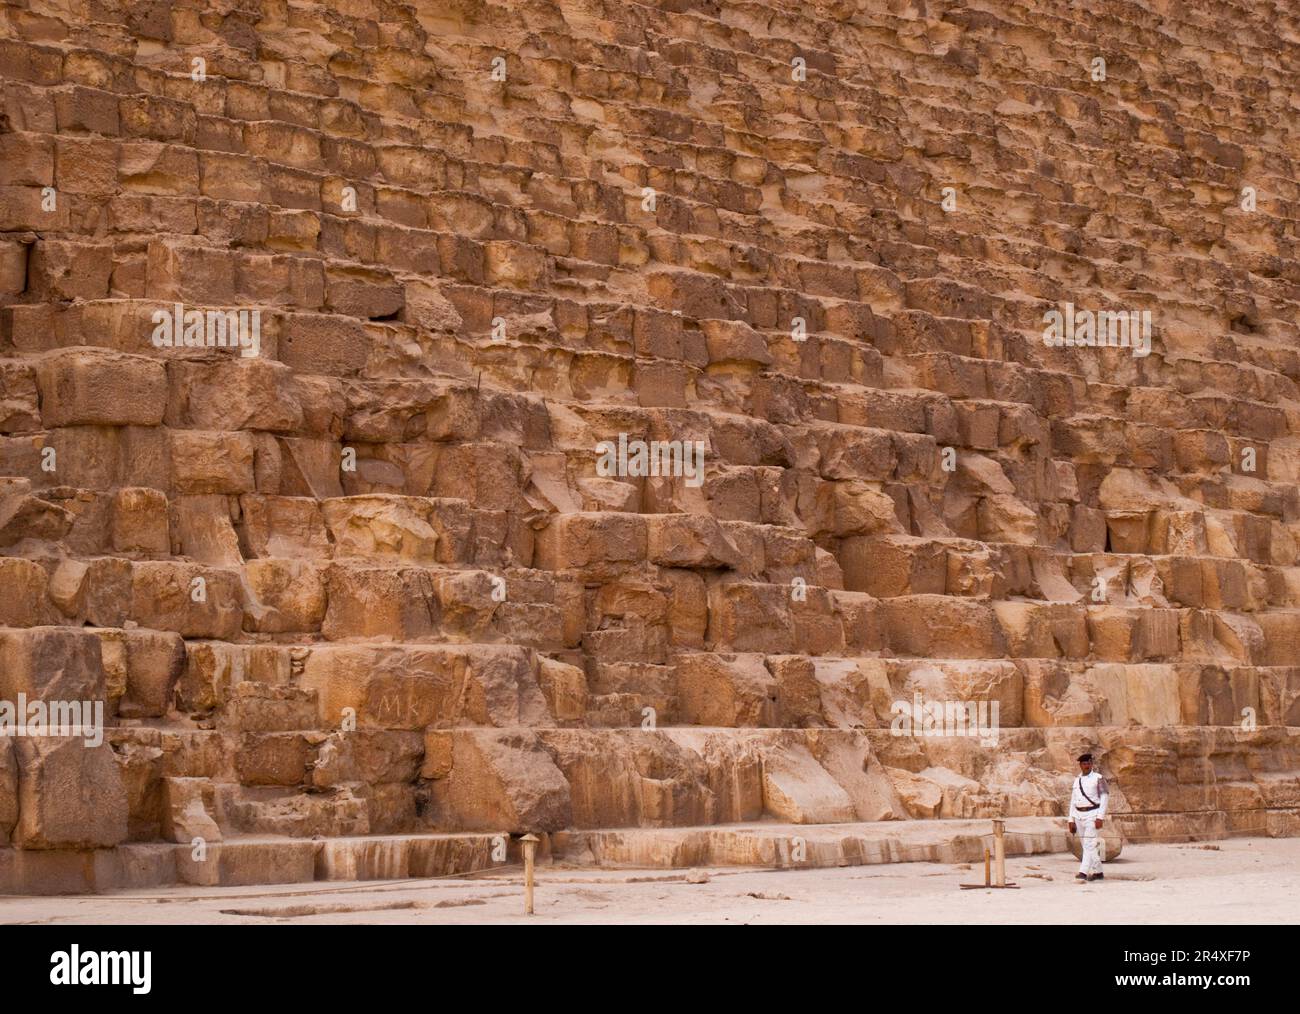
[{"xmin": 1075, "ymin": 815, "xmax": 1102, "ymax": 875}]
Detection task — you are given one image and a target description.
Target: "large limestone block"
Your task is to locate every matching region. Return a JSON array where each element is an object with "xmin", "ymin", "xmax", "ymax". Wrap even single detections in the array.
[
  {"xmin": 170, "ymin": 430, "xmax": 256, "ymax": 494},
  {"xmin": 0, "ymin": 738, "xmax": 15, "ymax": 845},
  {"xmin": 130, "ymin": 562, "xmax": 244, "ymax": 638},
  {"xmin": 832, "ymin": 481, "xmax": 903, "ymax": 536},
  {"xmin": 243, "ymin": 558, "xmax": 327, "ymax": 633},
  {"xmin": 430, "ymin": 442, "xmax": 528, "ymax": 512},
  {"xmin": 176, "ymin": 642, "xmax": 292, "ymax": 715},
  {"xmin": 705, "ymin": 580, "xmax": 797, "ymax": 653},
  {"xmin": 311, "ymin": 730, "xmax": 424, "ymax": 788},
  {"xmin": 1101, "ymin": 510, "xmax": 1152, "ymax": 555},
  {"xmin": 761, "ymin": 742, "xmax": 856, "ymax": 823},
  {"xmin": 897, "ymin": 659, "xmax": 1024, "ymax": 729},
  {"xmin": 111, "ymin": 732, "xmax": 164, "ymax": 842},
  {"xmin": 321, "ymin": 565, "xmax": 438, "ymax": 640},
  {"xmin": 94, "ymin": 626, "xmax": 185, "ymax": 717},
  {"xmin": 0, "ymin": 480, "xmax": 72, "ymax": 548},
  {"xmin": 322, "ymin": 495, "xmax": 441, "ymax": 563},
  {"xmin": 645, "ymin": 513, "xmax": 743, "ymax": 568},
  {"xmin": 1255, "ymin": 611, "xmax": 1300, "ymax": 667},
  {"xmin": 839, "ymin": 534, "xmax": 946, "ymax": 596},
  {"xmin": 770, "ymin": 656, "xmax": 882, "ymax": 730},
  {"xmin": 219, "ymin": 682, "xmax": 320, "ymax": 733},
  {"xmin": 13, "ymin": 736, "xmax": 128, "ymax": 849},
  {"xmin": 173, "ymin": 494, "xmax": 243, "ymax": 566},
  {"xmin": 1256, "ymin": 667, "xmax": 1300, "ymax": 726},
  {"xmin": 896, "ymin": 765, "xmax": 994, "ymax": 819},
  {"xmin": 543, "ymin": 730, "xmax": 717, "ymax": 828},
  {"xmin": 430, "ymin": 569, "xmax": 510, "ymax": 641},
  {"xmin": 160, "ymin": 777, "xmax": 222, "ymax": 844},
  {"xmin": 884, "ymin": 596, "xmax": 1007, "ymax": 658},
  {"xmin": 1019, "ymin": 660, "xmax": 1099, "ymax": 726},
  {"xmin": 790, "ymin": 586, "xmax": 848, "ymax": 656},
  {"xmin": 806, "ymin": 731, "xmax": 906, "ymax": 820},
  {"xmin": 278, "ymin": 436, "xmax": 346, "ymax": 498},
  {"xmin": 886, "ymin": 766, "xmax": 944, "ymax": 818},
  {"xmin": 217, "ymin": 785, "xmax": 370, "ymax": 842},
  {"xmin": 28, "ymin": 239, "xmax": 112, "ymax": 300},
  {"xmin": 235, "ymin": 732, "xmax": 322, "ymax": 786},
  {"xmin": 814, "ymin": 426, "xmax": 896, "ymax": 481},
  {"xmin": 0, "ymin": 558, "xmax": 53, "ymax": 626},
  {"xmin": 767, "ymin": 655, "xmax": 823, "ymax": 727},
  {"xmin": 700, "ymin": 318, "xmax": 773, "ymax": 368},
  {"xmin": 995, "ymin": 601, "xmax": 1089, "ymax": 659},
  {"xmin": 422, "ymin": 729, "xmax": 570, "ymax": 833},
  {"xmin": 35, "ymin": 349, "xmax": 167, "ymax": 427},
  {"xmin": 979, "ymin": 755, "xmax": 1063, "ymax": 816},
  {"xmin": 0, "ymin": 626, "xmax": 106, "ymax": 703},
  {"xmin": 1085, "ymin": 664, "xmax": 1181, "ymax": 727},
  {"xmin": 682, "ymin": 731, "xmax": 765, "ymax": 823},
  {"xmin": 536, "ymin": 656, "xmax": 588, "ymax": 722},
  {"xmin": 977, "ymin": 494, "xmax": 1040, "ymax": 545},
  {"xmin": 239, "ymin": 495, "xmax": 332, "ymax": 558},
  {"xmin": 300, "ymin": 644, "xmax": 549, "ymax": 730},
  {"xmin": 1091, "ymin": 727, "xmax": 1296, "ymax": 818},
  {"xmin": 1204, "ymin": 611, "xmax": 1264, "ymax": 664},
  {"xmin": 535, "ymin": 511, "xmax": 648, "ymax": 571},
  {"xmin": 363, "ymin": 783, "xmax": 420, "ymax": 835},
  {"xmin": 676, "ymin": 652, "xmax": 777, "ymax": 727},
  {"xmin": 110, "ymin": 487, "xmax": 170, "ymax": 554},
  {"xmin": 32, "ymin": 425, "xmax": 168, "ymax": 494},
  {"xmin": 170, "ymin": 358, "xmax": 304, "ymax": 433}
]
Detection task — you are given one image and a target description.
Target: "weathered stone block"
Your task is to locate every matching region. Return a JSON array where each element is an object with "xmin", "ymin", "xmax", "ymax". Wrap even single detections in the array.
[{"xmin": 13, "ymin": 736, "xmax": 128, "ymax": 849}]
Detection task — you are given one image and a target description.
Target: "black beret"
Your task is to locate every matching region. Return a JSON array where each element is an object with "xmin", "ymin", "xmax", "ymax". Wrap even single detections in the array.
[{"xmin": 1077, "ymin": 752, "xmax": 1093, "ymax": 762}]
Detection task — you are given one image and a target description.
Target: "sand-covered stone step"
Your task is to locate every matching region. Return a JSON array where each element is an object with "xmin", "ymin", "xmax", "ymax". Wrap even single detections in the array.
[
  {"xmin": 552, "ymin": 815, "xmax": 1069, "ymax": 869},
  {"xmin": 0, "ymin": 831, "xmax": 506, "ymax": 895}
]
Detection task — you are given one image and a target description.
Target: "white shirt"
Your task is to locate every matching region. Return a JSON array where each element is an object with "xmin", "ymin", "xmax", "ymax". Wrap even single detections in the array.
[{"xmin": 1069, "ymin": 771, "xmax": 1109, "ymax": 821}]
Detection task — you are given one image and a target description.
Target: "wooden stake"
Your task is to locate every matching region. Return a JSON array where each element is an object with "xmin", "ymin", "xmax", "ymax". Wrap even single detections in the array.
[
  {"xmin": 521, "ymin": 833, "xmax": 539, "ymax": 915},
  {"xmin": 959, "ymin": 822, "xmax": 1018, "ymax": 888}
]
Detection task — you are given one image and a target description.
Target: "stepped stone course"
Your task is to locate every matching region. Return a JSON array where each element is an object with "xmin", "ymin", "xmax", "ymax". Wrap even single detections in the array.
[{"xmin": 2, "ymin": 0, "xmax": 1300, "ymax": 891}]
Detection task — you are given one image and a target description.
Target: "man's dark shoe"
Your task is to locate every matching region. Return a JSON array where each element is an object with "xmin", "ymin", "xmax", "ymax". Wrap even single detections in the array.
[
  {"xmin": 1089, "ymin": 873, "xmax": 1104, "ymax": 881},
  {"xmin": 1075, "ymin": 873, "xmax": 1088, "ymax": 881}
]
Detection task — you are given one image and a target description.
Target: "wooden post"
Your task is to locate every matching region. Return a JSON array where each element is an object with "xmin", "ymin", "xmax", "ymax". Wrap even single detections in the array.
[
  {"xmin": 992, "ymin": 819, "xmax": 1006, "ymax": 887},
  {"xmin": 521, "ymin": 833, "xmax": 539, "ymax": 915},
  {"xmin": 960, "ymin": 824, "xmax": 1017, "ymax": 889}
]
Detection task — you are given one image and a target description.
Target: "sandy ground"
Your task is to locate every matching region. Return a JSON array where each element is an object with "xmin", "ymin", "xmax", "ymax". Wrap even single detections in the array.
[{"xmin": 1, "ymin": 837, "xmax": 1297, "ymax": 924}]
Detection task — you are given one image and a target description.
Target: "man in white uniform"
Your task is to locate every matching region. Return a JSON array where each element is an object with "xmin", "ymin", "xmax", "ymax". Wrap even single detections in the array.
[{"xmin": 1067, "ymin": 752, "xmax": 1109, "ymax": 881}]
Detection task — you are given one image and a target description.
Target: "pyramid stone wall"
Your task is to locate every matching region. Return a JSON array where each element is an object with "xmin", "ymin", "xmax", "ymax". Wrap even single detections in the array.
[{"xmin": 2, "ymin": 0, "xmax": 1300, "ymax": 889}]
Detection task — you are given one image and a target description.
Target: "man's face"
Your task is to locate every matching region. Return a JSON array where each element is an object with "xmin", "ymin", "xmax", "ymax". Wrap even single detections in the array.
[{"xmin": 1079, "ymin": 760, "xmax": 1092, "ymax": 774}]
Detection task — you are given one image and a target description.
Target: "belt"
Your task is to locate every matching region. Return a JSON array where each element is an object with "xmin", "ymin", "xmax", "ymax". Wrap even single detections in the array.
[{"xmin": 1076, "ymin": 804, "xmax": 1099, "ymax": 812}]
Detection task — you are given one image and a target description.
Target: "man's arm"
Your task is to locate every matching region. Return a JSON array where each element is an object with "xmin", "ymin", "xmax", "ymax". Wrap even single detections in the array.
[{"xmin": 1096, "ymin": 776, "xmax": 1109, "ymax": 821}]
